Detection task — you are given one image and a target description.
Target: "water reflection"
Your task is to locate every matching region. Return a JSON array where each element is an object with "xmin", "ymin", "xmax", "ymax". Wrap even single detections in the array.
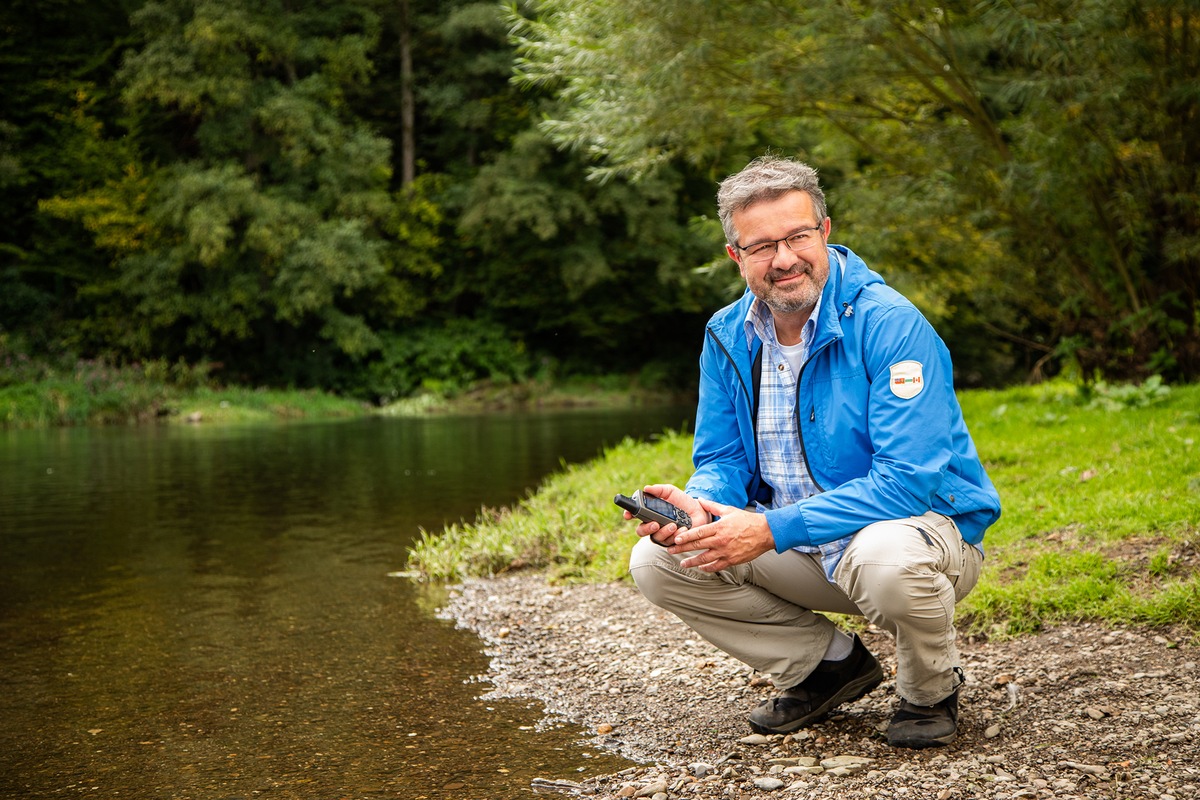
[{"xmin": 0, "ymin": 407, "xmax": 692, "ymax": 798}]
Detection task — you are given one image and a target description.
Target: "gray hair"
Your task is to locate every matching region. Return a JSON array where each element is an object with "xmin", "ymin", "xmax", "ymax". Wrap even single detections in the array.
[{"xmin": 717, "ymin": 155, "xmax": 828, "ymax": 247}]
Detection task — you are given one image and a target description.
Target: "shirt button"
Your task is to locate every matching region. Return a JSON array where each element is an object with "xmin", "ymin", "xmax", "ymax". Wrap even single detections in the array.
[{"xmin": 777, "ymin": 363, "xmax": 785, "ymax": 371}]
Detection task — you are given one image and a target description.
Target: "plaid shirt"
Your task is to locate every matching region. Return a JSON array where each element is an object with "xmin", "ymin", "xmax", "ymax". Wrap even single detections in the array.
[{"xmin": 744, "ymin": 297, "xmax": 858, "ymax": 579}]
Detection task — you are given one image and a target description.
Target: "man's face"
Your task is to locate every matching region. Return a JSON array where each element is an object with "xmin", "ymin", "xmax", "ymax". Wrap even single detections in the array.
[{"xmin": 726, "ymin": 191, "xmax": 830, "ymax": 318}]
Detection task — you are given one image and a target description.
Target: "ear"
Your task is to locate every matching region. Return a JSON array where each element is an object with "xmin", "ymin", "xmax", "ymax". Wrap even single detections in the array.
[{"xmin": 726, "ymin": 244, "xmax": 744, "ymax": 274}]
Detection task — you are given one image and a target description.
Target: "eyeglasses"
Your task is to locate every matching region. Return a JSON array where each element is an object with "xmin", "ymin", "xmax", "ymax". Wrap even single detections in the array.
[{"xmin": 735, "ymin": 222, "xmax": 826, "ymax": 264}]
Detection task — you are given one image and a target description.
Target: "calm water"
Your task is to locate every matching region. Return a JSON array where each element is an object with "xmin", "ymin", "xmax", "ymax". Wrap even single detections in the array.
[{"xmin": 0, "ymin": 406, "xmax": 693, "ymax": 799}]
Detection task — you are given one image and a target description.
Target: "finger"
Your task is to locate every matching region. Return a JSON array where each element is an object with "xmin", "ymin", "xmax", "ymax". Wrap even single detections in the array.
[
  {"xmin": 696, "ymin": 497, "xmax": 738, "ymax": 517},
  {"xmin": 635, "ymin": 520, "xmax": 660, "ymax": 538},
  {"xmin": 672, "ymin": 518, "xmax": 713, "ymax": 545},
  {"xmin": 681, "ymin": 551, "xmax": 721, "ymax": 572}
]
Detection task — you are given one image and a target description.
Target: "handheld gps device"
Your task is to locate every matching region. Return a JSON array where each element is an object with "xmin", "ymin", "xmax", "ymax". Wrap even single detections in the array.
[{"xmin": 614, "ymin": 489, "xmax": 693, "ymax": 530}]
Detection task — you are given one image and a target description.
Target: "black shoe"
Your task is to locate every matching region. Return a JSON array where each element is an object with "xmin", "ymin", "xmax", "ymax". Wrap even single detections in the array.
[
  {"xmin": 748, "ymin": 633, "xmax": 883, "ymax": 735},
  {"xmin": 887, "ymin": 689, "xmax": 959, "ymax": 748}
]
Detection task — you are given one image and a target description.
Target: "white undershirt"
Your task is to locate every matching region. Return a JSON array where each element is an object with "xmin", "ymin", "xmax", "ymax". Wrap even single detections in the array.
[{"xmin": 777, "ymin": 335, "xmax": 806, "ymax": 376}]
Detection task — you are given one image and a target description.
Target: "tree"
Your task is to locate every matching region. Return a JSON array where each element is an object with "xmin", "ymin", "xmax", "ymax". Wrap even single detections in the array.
[
  {"xmin": 42, "ymin": 0, "xmax": 439, "ymax": 383},
  {"xmin": 511, "ymin": 0, "xmax": 1200, "ymax": 382},
  {"xmin": 358, "ymin": 0, "xmax": 729, "ymax": 391},
  {"xmin": 0, "ymin": 0, "xmax": 141, "ymax": 353}
]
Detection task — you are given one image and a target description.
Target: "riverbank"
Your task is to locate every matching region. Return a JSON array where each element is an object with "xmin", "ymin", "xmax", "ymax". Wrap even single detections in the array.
[
  {"xmin": 409, "ymin": 381, "xmax": 1200, "ymax": 634},
  {"xmin": 0, "ymin": 366, "xmax": 689, "ymax": 428},
  {"xmin": 413, "ymin": 380, "xmax": 1200, "ymax": 796},
  {"xmin": 444, "ymin": 572, "xmax": 1199, "ymax": 800}
]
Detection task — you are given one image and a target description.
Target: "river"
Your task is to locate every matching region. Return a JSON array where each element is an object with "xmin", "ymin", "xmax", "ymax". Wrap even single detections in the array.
[{"xmin": 0, "ymin": 406, "xmax": 693, "ymax": 799}]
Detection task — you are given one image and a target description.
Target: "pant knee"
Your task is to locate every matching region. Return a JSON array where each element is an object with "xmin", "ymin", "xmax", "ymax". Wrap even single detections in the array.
[
  {"xmin": 846, "ymin": 560, "xmax": 954, "ymax": 631},
  {"xmin": 629, "ymin": 536, "xmax": 680, "ymax": 609}
]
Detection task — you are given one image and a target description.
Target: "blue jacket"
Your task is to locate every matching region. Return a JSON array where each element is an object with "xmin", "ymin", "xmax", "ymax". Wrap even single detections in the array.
[{"xmin": 686, "ymin": 245, "xmax": 1001, "ymax": 552}]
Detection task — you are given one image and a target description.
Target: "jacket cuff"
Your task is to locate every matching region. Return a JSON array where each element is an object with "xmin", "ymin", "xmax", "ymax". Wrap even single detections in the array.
[{"xmin": 763, "ymin": 504, "xmax": 811, "ymax": 552}]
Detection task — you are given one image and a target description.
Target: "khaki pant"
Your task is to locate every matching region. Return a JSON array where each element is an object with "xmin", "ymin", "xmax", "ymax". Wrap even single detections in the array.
[{"xmin": 629, "ymin": 510, "xmax": 982, "ymax": 706}]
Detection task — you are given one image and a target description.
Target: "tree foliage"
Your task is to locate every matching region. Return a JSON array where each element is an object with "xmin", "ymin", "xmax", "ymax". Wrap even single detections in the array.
[
  {"xmin": 5, "ymin": 0, "xmax": 1194, "ymax": 395},
  {"xmin": 5, "ymin": 0, "xmax": 725, "ymax": 394},
  {"xmin": 512, "ymin": 0, "xmax": 1200, "ymax": 381},
  {"xmin": 38, "ymin": 0, "xmax": 439, "ymax": 382}
]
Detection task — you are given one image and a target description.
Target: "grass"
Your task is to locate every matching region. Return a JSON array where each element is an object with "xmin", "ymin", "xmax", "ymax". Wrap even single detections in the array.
[
  {"xmin": 407, "ymin": 429, "xmax": 697, "ymax": 583},
  {"xmin": 378, "ymin": 376, "xmax": 691, "ymax": 416},
  {"xmin": 955, "ymin": 381, "xmax": 1200, "ymax": 635},
  {"xmin": 0, "ymin": 358, "xmax": 686, "ymax": 427},
  {"xmin": 407, "ymin": 381, "xmax": 1200, "ymax": 637},
  {"xmin": 0, "ymin": 359, "xmax": 367, "ymax": 427},
  {"xmin": 169, "ymin": 386, "xmax": 367, "ymax": 423}
]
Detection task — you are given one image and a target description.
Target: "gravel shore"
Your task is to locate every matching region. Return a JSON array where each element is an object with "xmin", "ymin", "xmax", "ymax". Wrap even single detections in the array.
[{"xmin": 443, "ymin": 573, "xmax": 1199, "ymax": 800}]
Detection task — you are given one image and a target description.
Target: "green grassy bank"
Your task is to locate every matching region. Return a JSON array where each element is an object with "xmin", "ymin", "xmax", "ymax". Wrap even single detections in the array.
[
  {"xmin": 0, "ymin": 360, "xmax": 369, "ymax": 427},
  {"xmin": 0, "ymin": 359, "xmax": 685, "ymax": 428},
  {"xmin": 408, "ymin": 381, "xmax": 1200, "ymax": 637}
]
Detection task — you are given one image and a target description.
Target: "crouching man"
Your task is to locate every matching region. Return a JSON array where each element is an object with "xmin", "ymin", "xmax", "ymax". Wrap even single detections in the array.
[{"xmin": 625, "ymin": 155, "xmax": 1001, "ymax": 748}]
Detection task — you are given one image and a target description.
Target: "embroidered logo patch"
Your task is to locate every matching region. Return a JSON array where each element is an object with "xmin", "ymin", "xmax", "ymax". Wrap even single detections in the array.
[{"xmin": 889, "ymin": 360, "xmax": 925, "ymax": 399}]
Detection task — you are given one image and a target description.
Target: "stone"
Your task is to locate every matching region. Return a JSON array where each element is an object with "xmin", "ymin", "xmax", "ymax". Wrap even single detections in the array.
[
  {"xmin": 738, "ymin": 733, "xmax": 773, "ymax": 745},
  {"xmin": 752, "ymin": 777, "xmax": 786, "ymax": 790},
  {"xmin": 819, "ymin": 755, "xmax": 873, "ymax": 773},
  {"xmin": 634, "ymin": 779, "xmax": 668, "ymax": 797}
]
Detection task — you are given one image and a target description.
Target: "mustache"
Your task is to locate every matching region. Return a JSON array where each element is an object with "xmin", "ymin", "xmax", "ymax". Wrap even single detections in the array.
[{"xmin": 766, "ymin": 264, "xmax": 812, "ymax": 282}]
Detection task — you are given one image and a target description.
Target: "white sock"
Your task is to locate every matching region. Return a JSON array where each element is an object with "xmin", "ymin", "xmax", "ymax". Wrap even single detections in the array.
[{"xmin": 822, "ymin": 629, "xmax": 855, "ymax": 662}]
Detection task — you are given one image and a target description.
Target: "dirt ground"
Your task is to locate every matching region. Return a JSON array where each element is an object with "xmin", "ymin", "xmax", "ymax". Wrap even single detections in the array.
[{"xmin": 444, "ymin": 573, "xmax": 1199, "ymax": 800}]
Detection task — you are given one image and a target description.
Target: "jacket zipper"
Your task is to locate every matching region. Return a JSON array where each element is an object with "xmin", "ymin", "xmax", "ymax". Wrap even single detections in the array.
[
  {"xmin": 706, "ymin": 327, "xmax": 763, "ymax": 497},
  {"xmin": 706, "ymin": 328, "xmax": 751, "ymax": 410}
]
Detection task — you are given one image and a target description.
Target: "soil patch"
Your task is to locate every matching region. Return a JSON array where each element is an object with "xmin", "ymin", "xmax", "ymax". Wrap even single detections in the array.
[{"xmin": 444, "ymin": 573, "xmax": 1199, "ymax": 800}]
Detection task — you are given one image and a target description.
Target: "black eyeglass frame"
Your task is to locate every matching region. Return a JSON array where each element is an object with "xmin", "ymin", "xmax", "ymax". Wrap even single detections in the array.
[{"xmin": 734, "ymin": 220, "xmax": 827, "ymax": 261}]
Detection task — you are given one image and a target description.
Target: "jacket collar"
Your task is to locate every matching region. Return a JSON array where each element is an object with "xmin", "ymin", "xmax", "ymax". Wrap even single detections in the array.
[{"xmin": 709, "ymin": 244, "xmax": 880, "ymax": 356}]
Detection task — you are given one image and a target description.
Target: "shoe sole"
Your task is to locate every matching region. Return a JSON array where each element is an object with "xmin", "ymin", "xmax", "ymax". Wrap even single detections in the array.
[
  {"xmin": 748, "ymin": 661, "xmax": 884, "ymax": 735},
  {"xmin": 887, "ymin": 730, "xmax": 957, "ymax": 749}
]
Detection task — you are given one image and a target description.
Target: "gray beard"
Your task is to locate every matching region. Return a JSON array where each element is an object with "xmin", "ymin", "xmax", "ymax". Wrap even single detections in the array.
[
  {"xmin": 763, "ymin": 294, "xmax": 818, "ymax": 315},
  {"xmin": 758, "ymin": 267, "xmax": 825, "ymax": 315}
]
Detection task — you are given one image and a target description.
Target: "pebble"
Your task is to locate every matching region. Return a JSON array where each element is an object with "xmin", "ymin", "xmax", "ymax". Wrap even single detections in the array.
[
  {"xmin": 739, "ymin": 734, "xmax": 773, "ymax": 745},
  {"xmin": 767, "ymin": 757, "xmax": 818, "ymax": 767},
  {"xmin": 752, "ymin": 777, "xmax": 785, "ymax": 790},
  {"xmin": 783, "ymin": 765, "xmax": 823, "ymax": 776},
  {"xmin": 1058, "ymin": 760, "xmax": 1109, "ymax": 778},
  {"xmin": 635, "ymin": 779, "xmax": 668, "ymax": 797}
]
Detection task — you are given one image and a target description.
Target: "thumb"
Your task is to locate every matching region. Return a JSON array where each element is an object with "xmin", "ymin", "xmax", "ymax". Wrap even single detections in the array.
[{"xmin": 696, "ymin": 497, "xmax": 738, "ymax": 518}]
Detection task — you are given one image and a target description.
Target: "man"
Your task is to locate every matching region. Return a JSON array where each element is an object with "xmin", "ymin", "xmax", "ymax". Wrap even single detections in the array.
[{"xmin": 625, "ymin": 155, "xmax": 1001, "ymax": 749}]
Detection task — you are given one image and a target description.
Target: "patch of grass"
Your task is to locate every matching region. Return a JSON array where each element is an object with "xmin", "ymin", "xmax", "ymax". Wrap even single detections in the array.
[
  {"xmin": 409, "ymin": 381, "xmax": 1200, "ymax": 636},
  {"xmin": 0, "ymin": 360, "xmax": 175, "ymax": 426},
  {"xmin": 407, "ymin": 430, "xmax": 696, "ymax": 582},
  {"xmin": 172, "ymin": 387, "xmax": 366, "ymax": 424},
  {"xmin": 956, "ymin": 381, "xmax": 1200, "ymax": 635},
  {"xmin": 379, "ymin": 376, "xmax": 690, "ymax": 416},
  {"xmin": 0, "ymin": 360, "xmax": 367, "ymax": 427}
]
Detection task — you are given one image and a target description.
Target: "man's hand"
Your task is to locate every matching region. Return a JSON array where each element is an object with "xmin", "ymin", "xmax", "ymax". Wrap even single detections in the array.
[
  {"xmin": 668, "ymin": 498, "xmax": 776, "ymax": 572},
  {"xmin": 621, "ymin": 484, "xmax": 709, "ymax": 547}
]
